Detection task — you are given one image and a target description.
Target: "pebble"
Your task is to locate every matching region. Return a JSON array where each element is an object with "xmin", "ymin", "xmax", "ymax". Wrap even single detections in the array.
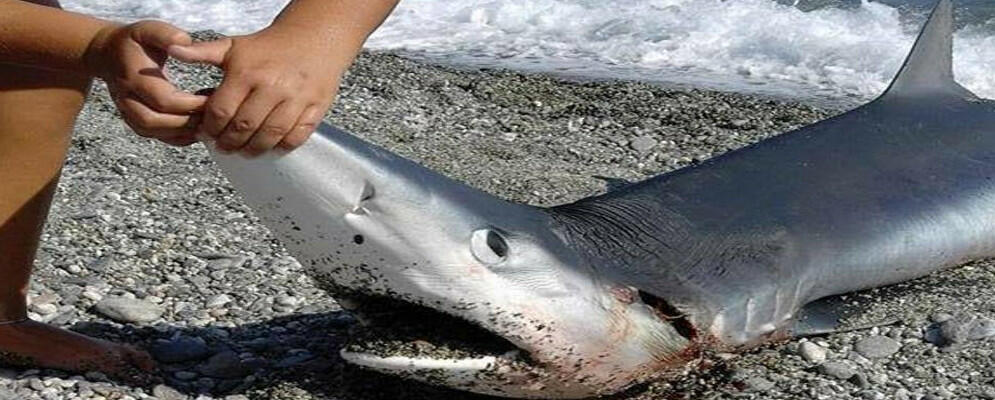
[
  {"xmin": 30, "ymin": 303, "xmax": 58, "ymax": 316},
  {"xmin": 798, "ymin": 341, "xmax": 827, "ymax": 363},
  {"xmin": 150, "ymin": 336, "xmax": 212, "ymax": 363},
  {"xmin": 740, "ymin": 376, "xmax": 775, "ymax": 392},
  {"xmin": 849, "ymin": 372, "xmax": 870, "ymax": 388},
  {"xmin": 173, "ymin": 371, "xmax": 198, "ymax": 381},
  {"xmin": 93, "ymin": 296, "xmax": 164, "ymax": 323},
  {"xmin": 197, "ymin": 351, "xmax": 251, "ymax": 379},
  {"xmin": 81, "ymin": 290, "xmax": 103, "ymax": 302},
  {"xmin": 628, "ymin": 136, "xmax": 658, "ymax": 153},
  {"xmin": 818, "ymin": 361, "xmax": 856, "ymax": 380},
  {"xmin": 854, "ymin": 336, "xmax": 902, "ymax": 359},
  {"xmin": 275, "ymin": 295, "xmax": 299, "ymax": 307},
  {"xmin": 152, "ymin": 384, "xmax": 187, "ymax": 400},
  {"xmin": 206, "ymin": 294, "xmax": 233, "ymax": 308}
]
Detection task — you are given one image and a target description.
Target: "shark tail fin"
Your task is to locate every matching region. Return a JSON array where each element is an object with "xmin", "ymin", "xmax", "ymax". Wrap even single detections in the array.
[{"xmin": 878, "ymin": 0, "xmax": 977, "ymax": 101}]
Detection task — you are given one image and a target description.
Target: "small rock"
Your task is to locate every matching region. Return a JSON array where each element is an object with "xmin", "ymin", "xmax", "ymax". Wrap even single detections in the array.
[
  {"xmin": 798, "ymin": 341, "xmax": 827, "ymax": 363},
  {"xmin": 196, "ymin": 377, "xmax": 216, "ymax": 390},
  {"xmin": 173, "ymin": 371, "xmax": 198, "ymax": 381},
  {"xmin": 205, "ymin": 294, "xmax": 232, "ymax": 308},
  {"xmin": 854, "ymin": 336, "xmax": 901, "ymax": 359},
  {"xmin": 275, "ymin": 295, "xmax": 298, "ymax": 307},
  {"xmin": 152, "ymin": 384, "xmax": 187, "ymax": 400},
  {"xmin": 628, "ymin": 136, "xmax": 658, "ymax": 153},
  {"xmin": 94, "ymin": 296, "xmax": 163, "ymax": 323},
  {"xmin": 932, "ymin": 312, "xmax": 954, "ymax": 323},
  {"xmin": 81, "ymin": 290, "xmax": 103, "ymax": 302},
  {"xmin": 276, "ymin": 352, "xmax": 315, "ymax": 368},
  {"xmin": 818, "ymin": 361, "xmax": 856, "ymax": 380},
  {"xmin": 968, "ymin": 317, "xmax": 995, "ymax": 340},
  {"xmin": 935, "ymin": 387, "xmax": 955, "ymax": 398},
  {"xmin": 197, "ymin": 351, "xmax": 251, "ymax": 379},
  {"xmin": 859, "ymin": 390, "xmax": 884, "ymax": 400},
  {"xmin": 849, "ymin": 372, "xmax": 870, "ymax": 389},
  {"xmin": 207, "ymin": 256, "xmax": 250, "ymax": 271},
  {"xmin": 740, "ymin": 376, "xmax": 774, "ymax": 392},
  {"xmin": 30, "ymin": 303, "xmax": 58, "ymax": 316},
  {"xmin": 151, "ymin": 336, "xmax": 211, "ymax": 364},
  {"xmin": 894, "ymin": 388, "xmax": 912, "ymax": 400}
]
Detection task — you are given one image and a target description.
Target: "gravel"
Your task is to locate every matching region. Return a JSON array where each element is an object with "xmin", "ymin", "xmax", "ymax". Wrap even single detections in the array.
[{"xmin": 2, "ymin": 32, "xmax": 994, "ymax": 400}]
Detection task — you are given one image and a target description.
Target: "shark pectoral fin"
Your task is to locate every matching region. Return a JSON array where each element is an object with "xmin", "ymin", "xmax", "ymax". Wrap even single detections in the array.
[
  {"xmin": 877, "ymin": 0, "xmax": 978, "ymax": 101},
  {"xmin": 789, "ymin": 295, "xmax": 900, "ymax": 338}
]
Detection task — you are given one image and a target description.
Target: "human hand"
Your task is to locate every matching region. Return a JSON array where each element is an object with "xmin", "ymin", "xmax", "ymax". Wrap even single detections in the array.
[
  {"xmin": 169, "ymin": 26, "xmax": 350, "ymax": 156},
  {"xmin": 85, "ymin": 21, "xmax": 207, "ymax": 146}
]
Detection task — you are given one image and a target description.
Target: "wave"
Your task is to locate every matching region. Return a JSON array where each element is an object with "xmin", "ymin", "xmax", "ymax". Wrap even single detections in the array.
[{"xmin": 61, "ymin": 0, "xmax": 995, "ymax": 103}]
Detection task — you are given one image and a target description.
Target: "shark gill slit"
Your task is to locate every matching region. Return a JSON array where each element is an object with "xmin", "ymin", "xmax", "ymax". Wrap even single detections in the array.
[{"xmin": 549, "ymin": 196, "xmax": 698, "ymax": 341}]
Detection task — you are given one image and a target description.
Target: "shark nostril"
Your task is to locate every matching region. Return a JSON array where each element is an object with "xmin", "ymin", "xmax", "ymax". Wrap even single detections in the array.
[{"xmin": 471, "ymin": 229, "xmax": 508, "ymax": 265}]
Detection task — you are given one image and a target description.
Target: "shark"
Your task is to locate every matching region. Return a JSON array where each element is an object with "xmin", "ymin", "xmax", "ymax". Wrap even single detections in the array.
[{"xmin": 209, "ymin": 0, "xmax": 995, "ymax": 397}]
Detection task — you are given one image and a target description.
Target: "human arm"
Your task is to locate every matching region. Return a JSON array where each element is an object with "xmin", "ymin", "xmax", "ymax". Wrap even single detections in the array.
[
  {"xmin": 0, "ymin": 0, "xmax": 205, "ymax": 145},
  {"xmin": 170, "ymin": 0, "xmax": 400, "ymax": 154}
]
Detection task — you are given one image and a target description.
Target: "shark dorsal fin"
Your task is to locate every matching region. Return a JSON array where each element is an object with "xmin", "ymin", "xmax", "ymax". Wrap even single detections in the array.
[{"xmin": 878, "ymin": 0, "xmax": 977, "ymax": 101}]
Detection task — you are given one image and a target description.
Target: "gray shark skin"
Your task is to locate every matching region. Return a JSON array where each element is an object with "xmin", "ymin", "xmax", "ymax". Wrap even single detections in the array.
[{"xmin": 210, "ymin": 1, "xmax": 994, "ymax": 398}]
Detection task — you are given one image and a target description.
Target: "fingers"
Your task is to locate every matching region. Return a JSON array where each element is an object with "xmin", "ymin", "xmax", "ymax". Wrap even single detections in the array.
[
  {"xmin": 130, "ymin": 21, "xmax": 193, "ymax": 52},
  {"xmin": 116, "ymin": 95, "xmax": 198, "ymax": 143},
  {"xmin": 112, "ymin": 21, "xmax": 205, "ymax": 114},
  {"xmin": 200, "ymin": 78, "xmax": 251, "ymax": 140},
  {"xmin": 279, "ymin": 104, "xmax": 325, "ymax": 150},
  {"xmin": 241, "ymin": 101, "xmax": 303, "ymax": 156},
  {"xmin": 216, "ymin": 90, "xmax": 284, "ymax": 152},
  {"xmin": 130, "ymin": 75, "xmax": 207, "ymax": 114},
  {"xmin": 168, "ymin": 39, "xmax": 233, "ymax": 66}
]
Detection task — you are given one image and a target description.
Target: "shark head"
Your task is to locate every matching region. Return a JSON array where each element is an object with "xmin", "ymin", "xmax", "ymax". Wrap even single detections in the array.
[{"xmin": 211, "ymin": 124, "xmax": 696, "ymax": 398}]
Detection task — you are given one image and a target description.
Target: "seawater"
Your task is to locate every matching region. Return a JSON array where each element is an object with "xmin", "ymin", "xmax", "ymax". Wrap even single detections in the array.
[{"xmin": 60, "ymin": 0, "xmax": 995, "ymax": 104}]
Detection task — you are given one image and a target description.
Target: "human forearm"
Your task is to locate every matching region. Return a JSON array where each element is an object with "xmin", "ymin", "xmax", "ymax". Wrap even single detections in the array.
[
  {"xmin": 267, "ymin": 0, "xmax": 400, "ymax": 66},
  {"xmin": 0, "ymin": 0, "xmax": 114, "ymax": 74}
]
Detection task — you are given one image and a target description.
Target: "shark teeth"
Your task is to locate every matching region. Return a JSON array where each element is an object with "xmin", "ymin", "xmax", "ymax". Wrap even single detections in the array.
[{"xmin": 339, "ymin": 349, "xmax": 561, "ymax": 398}]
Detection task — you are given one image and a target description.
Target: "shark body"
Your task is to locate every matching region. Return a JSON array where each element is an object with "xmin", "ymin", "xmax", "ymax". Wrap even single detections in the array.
[{"xmin": 211, "ymin": 1, "xmax": 995, "ymax": 397}]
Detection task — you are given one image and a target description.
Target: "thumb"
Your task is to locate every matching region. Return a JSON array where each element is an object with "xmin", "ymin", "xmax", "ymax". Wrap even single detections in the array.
[
  {"xmin": 168, "ymin": 39, "xmax": 233, "ymax": 66},
  {"xmin": 130, "ymin": 21, "xmax": 193, "ymax": 51}
]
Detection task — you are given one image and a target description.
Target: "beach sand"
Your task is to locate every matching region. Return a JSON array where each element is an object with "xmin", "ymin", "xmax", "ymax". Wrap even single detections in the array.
[{"xmin": 4, "ymin": 48, "xmax": 995, "ymax": 400}]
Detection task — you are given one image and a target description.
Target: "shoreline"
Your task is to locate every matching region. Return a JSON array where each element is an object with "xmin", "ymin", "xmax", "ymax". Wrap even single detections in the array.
[{"xmin": 3, "ymin": 51, "xmax": 992, "ymax": 400}]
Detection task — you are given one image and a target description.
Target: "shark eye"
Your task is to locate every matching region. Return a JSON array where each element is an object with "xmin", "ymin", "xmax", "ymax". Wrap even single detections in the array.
[{"xmin": 471, "ymin": 228, "xmax": 509, "ymax": 265}]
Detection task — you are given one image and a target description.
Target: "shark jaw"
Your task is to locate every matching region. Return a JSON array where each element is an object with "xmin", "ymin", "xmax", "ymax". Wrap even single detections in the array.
[
  {"xmin": 209, "ymin": 125, "xmax": 696, "ymax": 398},
  {"xmin": 327, "ymin": 279, "xmax": 698, "ymax": 399}
]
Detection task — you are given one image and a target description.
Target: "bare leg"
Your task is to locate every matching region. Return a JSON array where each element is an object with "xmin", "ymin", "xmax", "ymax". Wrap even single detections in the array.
[{"xmin": 0, "ymin": 31, "xmax": 155, "ymax": 380}]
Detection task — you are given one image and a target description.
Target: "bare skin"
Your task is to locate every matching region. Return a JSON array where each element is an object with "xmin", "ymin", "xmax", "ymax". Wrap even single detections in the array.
[
  {"xmin": 0, "ymin": 0, "xmax": 397, "ymax": 382},
  {"xmin": 0, "ymin": 59, "xmax": 157, "ymax": 381}
]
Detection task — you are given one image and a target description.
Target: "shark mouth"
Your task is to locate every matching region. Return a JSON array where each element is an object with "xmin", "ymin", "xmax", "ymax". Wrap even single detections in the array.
[
  {"xmin": 335, "ymin": 289, "xmax": 701, "ymax": 398},
  {"xmin": 336, "ymin": 293, "xmax": 558, "ymax": 397}
]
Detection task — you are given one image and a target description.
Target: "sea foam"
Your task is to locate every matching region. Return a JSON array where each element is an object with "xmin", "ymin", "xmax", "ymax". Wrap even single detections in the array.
[{"xmin": 61, "ymin": 0, "xmax": 995, "ymax": 103}]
